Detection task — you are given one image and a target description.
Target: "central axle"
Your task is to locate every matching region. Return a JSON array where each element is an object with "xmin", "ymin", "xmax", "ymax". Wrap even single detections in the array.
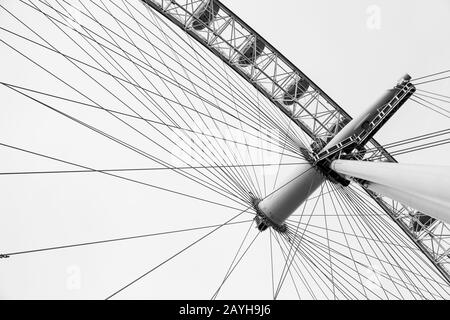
[{"xmin": 253, "ymin": 74, "xmax": 415, "ymax": 232}]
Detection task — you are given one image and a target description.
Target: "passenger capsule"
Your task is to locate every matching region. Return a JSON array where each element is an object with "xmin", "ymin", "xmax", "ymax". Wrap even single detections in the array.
[
  {"xmin": 283, "ymin": 78, "xmax": 309, "ymax": 105},
  {"xmin": 412, "ymin": 213, "xmax": 436, "ymax": 232},
  {"xmin": 238, "ymin": 37, "xmax": 265, "ymax": 66},
  {"xmin": 192, "ymin": 0, "xmax": 220, "ymax": 31}
]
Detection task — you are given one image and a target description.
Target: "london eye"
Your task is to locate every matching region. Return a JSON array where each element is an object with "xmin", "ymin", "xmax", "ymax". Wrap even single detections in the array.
[{"xmin": 0, "ymin": 0, "xmax": 450, "ymax": 300}]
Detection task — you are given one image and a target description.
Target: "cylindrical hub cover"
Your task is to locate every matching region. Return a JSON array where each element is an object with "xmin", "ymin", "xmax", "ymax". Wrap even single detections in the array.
[{"xmin": 258, "ymin": 163, "xmax": 324, "ymax": 226}]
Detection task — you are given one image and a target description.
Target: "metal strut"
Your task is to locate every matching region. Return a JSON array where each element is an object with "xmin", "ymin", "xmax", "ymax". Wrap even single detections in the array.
[
  {"xmin": 330, "ymin": 160, "xmax": 450, "ymax": 225},
  {"xmin": 309, "ymin": 75, "xmax": 416, "ymax": 187},
  {"xmin": 313, "ymin": 77, "xmax": 416, "ymax": 164}
]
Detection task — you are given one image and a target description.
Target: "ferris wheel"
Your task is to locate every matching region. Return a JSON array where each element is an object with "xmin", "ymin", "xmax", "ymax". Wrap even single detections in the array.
[{"xmin": 0, "ymin": 0, "xmax": 450, "ymax": 300}]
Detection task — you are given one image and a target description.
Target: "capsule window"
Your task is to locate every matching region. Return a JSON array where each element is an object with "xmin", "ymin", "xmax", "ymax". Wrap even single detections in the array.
[
  {"xmin": 283, "ymin": 78, "xmax": 309, "ymax": 105},
  {"xmin": 192, "ymin": 0, "xmax": 220, "ymax": 31},
  {"xmin": 238, "ymin": 37, "xmax": 266, "ymax": 66}
]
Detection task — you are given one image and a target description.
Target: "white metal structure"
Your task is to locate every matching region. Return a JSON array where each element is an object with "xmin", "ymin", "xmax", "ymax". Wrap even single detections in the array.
[{"xmin": 330, "ymin": 160, "xmax": 450, "ymax": 225}]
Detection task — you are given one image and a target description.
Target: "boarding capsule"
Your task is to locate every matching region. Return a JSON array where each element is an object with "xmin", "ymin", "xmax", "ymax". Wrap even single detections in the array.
[
  {"xmin": 192, "ymin": 0, "xmax": 220, "ymax": 30},
  {"xmin": 283, "ymin": 78, "xmax": 309, "ymax": 105},
  {"xmin": 412, "ymin": 213, "xmax": 436, "ymax": 232},
  {"xmin": 238, "ymin": 37, "xmax": 265, "ymax": 66}
]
